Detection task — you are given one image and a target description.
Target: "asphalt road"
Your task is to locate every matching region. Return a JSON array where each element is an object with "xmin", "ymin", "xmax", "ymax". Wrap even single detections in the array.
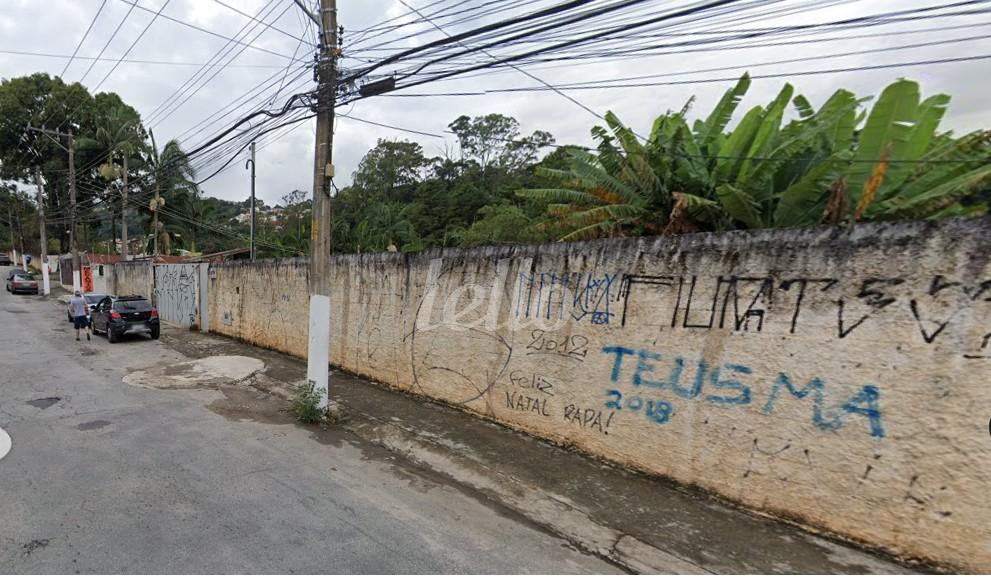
[{"xmin": 0, "ymin": 291, "xmax": 619, "ymax": 574}]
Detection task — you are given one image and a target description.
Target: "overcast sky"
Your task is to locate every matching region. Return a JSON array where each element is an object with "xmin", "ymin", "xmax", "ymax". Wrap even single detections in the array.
[{"xmin": 0, "ymin": 0, "xmax": 988, "ymax": 206}]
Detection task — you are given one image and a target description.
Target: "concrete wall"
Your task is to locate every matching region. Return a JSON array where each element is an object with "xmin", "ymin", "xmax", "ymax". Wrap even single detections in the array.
[
  {"xmin": 90, "ymin": 264, "xmax": 111, "ymax": 295},
  {"xmin": 209, "ymin": 258, "xmax": 309, "ymax": 356},
  {"xmin": 208, "ymin": 217, "xmax": 991, "ymax": 572},
  {"xmin": 111, "ymin": 261, "xmax": 154, "ymax": 300}
]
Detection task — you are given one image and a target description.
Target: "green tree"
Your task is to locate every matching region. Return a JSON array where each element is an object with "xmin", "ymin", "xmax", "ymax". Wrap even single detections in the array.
[
  {"xmin": 449, "ymin": 114, "xmax": 555, "ymax": 172},
  {"xmin": 351, "ymin": 139, "xmax": 429, "ymax": 201}
]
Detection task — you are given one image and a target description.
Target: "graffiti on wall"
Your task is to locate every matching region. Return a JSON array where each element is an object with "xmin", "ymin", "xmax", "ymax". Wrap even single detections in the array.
[
  {"xmin": 618, "ymin": 273, "xmax": 991, "ymax": 356},
  {"xmin": 600, "ymin": 345, "xmax": 885, "ymax": 437},
  {"xmin": 515, "ymin": 271, "xmax": 619, "ymax": 325},
  {"xmin": 155, "ymin": 264, "xmax": 199, "ymax": 327}
]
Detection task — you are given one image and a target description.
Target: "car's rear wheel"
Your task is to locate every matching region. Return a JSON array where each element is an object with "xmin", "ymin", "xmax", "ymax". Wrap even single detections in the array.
[
  {"xmin": 150, "ymin": 328, "xmax": 160, "ymax": 340},
  {"xmin": 107, "ymin": 328, "xmax": 117, "ymax": 343}
]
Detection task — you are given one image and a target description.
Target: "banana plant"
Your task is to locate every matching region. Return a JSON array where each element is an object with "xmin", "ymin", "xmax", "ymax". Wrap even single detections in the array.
[{"xmin": 521, "ymin": 73, "xmax": 989, "ymax": 241}]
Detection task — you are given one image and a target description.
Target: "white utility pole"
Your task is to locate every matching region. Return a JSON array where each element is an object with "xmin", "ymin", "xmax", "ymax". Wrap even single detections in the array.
[
  {"xmin": 300, "ymin": 0, "xmax": 338, "ymax": 408},
  {"xmin": 35, "ymin": 169, "xmax": 50, "ymax": 295}
]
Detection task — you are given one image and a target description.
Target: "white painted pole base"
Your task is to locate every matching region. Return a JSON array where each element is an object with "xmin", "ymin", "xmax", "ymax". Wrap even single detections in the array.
[
  {"xmin": 72, "ymin": 270, "xmax": 81, "ymax": 293},
  {"xmin": 307, "ymin": 293, "xmax": 331, "ymax": 409},
  {"xmin": 41, "ymin": 262, "xmax": 50, "ymax": 295}
]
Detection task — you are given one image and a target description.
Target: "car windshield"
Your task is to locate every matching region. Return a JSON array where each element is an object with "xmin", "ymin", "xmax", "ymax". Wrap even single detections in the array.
[
  {"xmin": 85, "ymin": 295, "xmax": 105, "ymax": 304},
  {"xmin": 116, "ymin": 300, "xmax": 152, "ymax": 312}
]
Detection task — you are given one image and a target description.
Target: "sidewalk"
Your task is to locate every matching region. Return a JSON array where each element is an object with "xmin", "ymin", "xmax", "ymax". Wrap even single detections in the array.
[{"xmin": 158, "ymin": 325, "xmax": 919, "ymax": 574}]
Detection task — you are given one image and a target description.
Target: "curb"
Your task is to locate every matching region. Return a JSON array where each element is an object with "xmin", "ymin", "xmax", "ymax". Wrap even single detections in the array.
[{"xmin": 344, "ymin": 412, "xmax": 710, "ymax": 574}]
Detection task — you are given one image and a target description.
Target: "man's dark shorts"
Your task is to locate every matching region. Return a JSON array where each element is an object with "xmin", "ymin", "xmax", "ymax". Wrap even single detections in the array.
[{"xmin": 74, "ymin": 315, "xmax": 89, "ymax": 330}]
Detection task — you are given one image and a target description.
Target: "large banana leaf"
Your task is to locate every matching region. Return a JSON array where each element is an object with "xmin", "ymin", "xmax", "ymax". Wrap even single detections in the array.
[
  {"xmin": 713, "ymin": 105, "xmax": 764, "ymax": 184},
  {"xmin": 773, "ymin": 155, "xmax": 849, "ymax": 226},
  {"xmin": 793, "ymin": 95, "xmax": 815, "ymax": 119},
  {"xmin": 882, "ymin": 93, "xmax": 951, "ymax": 196},
  {"xmin": 738, "ymin": 83, "xmax": 794, "ymax": 185},
  {"xmin": 878, "ymin": 163, "xmax": 991, "ymax": 218},
  {"xmin": 716, "ymin": 184, "xmax": 762, "ymax": 228},
  {"xmin": 815, "ymin": 89, "xmax": 858, "ymax": 154},
  {"xmin": 697, "ymin": 73, "xmax": 751, "ymax": 154},
  {"xmin": 743, "ymin": 109, "xmax": 842, "ymax": 196},
  {"xmin": 846, "ymin": 79, "xmax": 921, "ymax": 199}
]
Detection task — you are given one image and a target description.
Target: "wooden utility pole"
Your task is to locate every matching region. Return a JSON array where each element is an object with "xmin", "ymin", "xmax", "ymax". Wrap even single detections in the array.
[
  {"xmin": 300, "ymin": 0, "xmax": 338, "ymax": 407},
  {"xmin": 14, "ymin": 199, "xmax": 26, "ymax": 271},
  {"xmin": 248, "ymin": 141, "xmax": 256, "ymax": 261},
  {"xmin": 121, "ymin": 153, "xmax": 129, "ymax": 259},
  {"xmin": 67, "ymin": 130, "xmax": 81, "ymax": 291},
  {"xmin": 35, "ymin": 169, "xmax": 50, "ymax": 295}
]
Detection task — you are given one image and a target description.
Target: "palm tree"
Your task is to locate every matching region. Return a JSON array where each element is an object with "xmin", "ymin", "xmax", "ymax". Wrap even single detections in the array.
[
  {"xmin": 147, "ymin": 130, "xmax": 196, "ymax": 255},
  {"xmin": 180, "ymin": 197, "xmax": 215, "ymax": 255},
  {"xmin": 78, "ymin": 106, "xmax": 144, "ymax": 257}
]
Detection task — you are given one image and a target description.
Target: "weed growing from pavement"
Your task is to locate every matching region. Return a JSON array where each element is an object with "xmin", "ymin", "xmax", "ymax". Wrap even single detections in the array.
[{"xmin": 293, "ymin": 382, "xmax": 325, "ymax": 424}]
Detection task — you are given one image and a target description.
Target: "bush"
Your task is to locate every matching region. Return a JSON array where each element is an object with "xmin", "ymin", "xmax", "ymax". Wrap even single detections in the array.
[{"xmin": 292, "ymin": 381, "xmax": 324, "ymax": 424}]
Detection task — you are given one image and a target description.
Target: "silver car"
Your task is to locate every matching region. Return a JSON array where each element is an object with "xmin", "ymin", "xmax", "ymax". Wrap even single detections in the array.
[{"xmin": 66, "ymin": 293, "xmax": 111, "ymax": 321}]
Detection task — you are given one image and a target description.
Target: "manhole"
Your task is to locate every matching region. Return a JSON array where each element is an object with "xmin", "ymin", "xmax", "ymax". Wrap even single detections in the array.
[
  {"xmin": 0, "ymin": 426, "xmax": 10, "ymax": 461},
  {"xmin": 26, "ymin": 397, "xmax": 61, "ymax": 409}
]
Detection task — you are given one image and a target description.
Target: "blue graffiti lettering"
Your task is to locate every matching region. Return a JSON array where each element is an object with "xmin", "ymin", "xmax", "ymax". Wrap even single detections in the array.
[
  {"xmin": 600, "ymin": 345, "xmax": 885, "ymax": 437},
  {"xmin": 602, "ymin": 346, "xmax": 635, "ymax": 383},
  {"xmin": 669, "ymin": 357, "xmax": 707, "ymax": 399},
  {"xmin": 633, "ymin": 349, "xmax": 664, "ymax": 388}
]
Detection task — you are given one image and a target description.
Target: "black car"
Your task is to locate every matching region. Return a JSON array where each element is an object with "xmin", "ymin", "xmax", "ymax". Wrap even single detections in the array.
[
  {"xmin": 0, "ymin": 253, "xmax": 11, "ymax": 265},
  {"xmin": 6, "ymin": 268, "xmax": 38, "ymax": 294},
  {"xmin": 90, "ymin": 295, "xmax": 160, "ymax": 342}
]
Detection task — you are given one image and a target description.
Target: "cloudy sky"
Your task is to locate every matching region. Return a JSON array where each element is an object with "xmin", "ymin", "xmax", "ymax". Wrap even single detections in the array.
[{"xmin": 0, "ymin": 0, "xmax": 987, "ymax": 206}]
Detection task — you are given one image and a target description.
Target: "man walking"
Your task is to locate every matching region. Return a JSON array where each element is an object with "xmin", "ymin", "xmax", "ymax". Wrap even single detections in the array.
[{"xmin": 69, "ymin": 290, "xmax": 91, "ymax": 342}]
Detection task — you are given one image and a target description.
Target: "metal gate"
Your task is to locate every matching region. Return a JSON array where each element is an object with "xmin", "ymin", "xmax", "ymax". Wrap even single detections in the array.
[{"xmin": 154, "ymin": 264, "xmax": 200, "ymax": 327}]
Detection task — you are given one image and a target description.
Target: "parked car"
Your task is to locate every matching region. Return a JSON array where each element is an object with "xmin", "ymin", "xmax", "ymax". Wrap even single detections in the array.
[
  {"xmin": 0, "ymin": 253, "xmax": 11, "ymax": 265},
  {"xmin": 5, "ymin": 269, "xmax": 38, "ymax": 294},
  {"xmin": 90, "ymin": 295, "xmax": 160, "ymax": 342},
  {"xmin": 67, "ymin": 294, "xmax": 111, "ymax": 322}
]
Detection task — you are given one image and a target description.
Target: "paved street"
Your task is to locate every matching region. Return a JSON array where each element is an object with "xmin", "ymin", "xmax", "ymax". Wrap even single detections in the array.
[{"xmin": 0, "ymin": 291, "xmax": 619, "ymax": 574}]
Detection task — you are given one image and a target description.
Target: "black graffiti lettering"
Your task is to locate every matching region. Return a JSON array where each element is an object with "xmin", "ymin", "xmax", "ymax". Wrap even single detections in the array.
[
  {"xmin": 617, "ymin": 274, "xmax": 674, "ymax": 327},
  {"xmin": 837, "ymin": 278, "xmax": 904, "ymax": 338},
  {"xmin": 682, "ymin": 276, "xmax": 720, "ymax": 329}
]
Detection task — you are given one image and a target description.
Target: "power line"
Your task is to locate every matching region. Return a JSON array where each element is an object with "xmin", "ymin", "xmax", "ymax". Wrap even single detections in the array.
[
  {"xmin": 379, "ymin": 53, "xmax": 991, "ymax": 94},
  {"xmin": 0, "ymin": 48, "xmax": 291, "ymax": 68},
  {"xmin": 143, "ymin": 0, "xmax": 285, "ymax": 126},
  {"xmin": 91, "ymin": 0, "xmax": 173, "ymax": 92},
  {"xmin": 115, "ymin": 0, "xmax": 305, "ymax": 62},
  {"xmin": 396, "ymin": 0, "xmax": 605, "ymax": 125},
  {"xmin": 77, "ymin": 0, "xmax": 138, "ymax": 85},
  {"xmin": 60, "ymin": 0, "xmax": 108, "ymax": 78},
  {"xmin": 209, "ymin": 0, "xmax": 315, "ymax": 46}
]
